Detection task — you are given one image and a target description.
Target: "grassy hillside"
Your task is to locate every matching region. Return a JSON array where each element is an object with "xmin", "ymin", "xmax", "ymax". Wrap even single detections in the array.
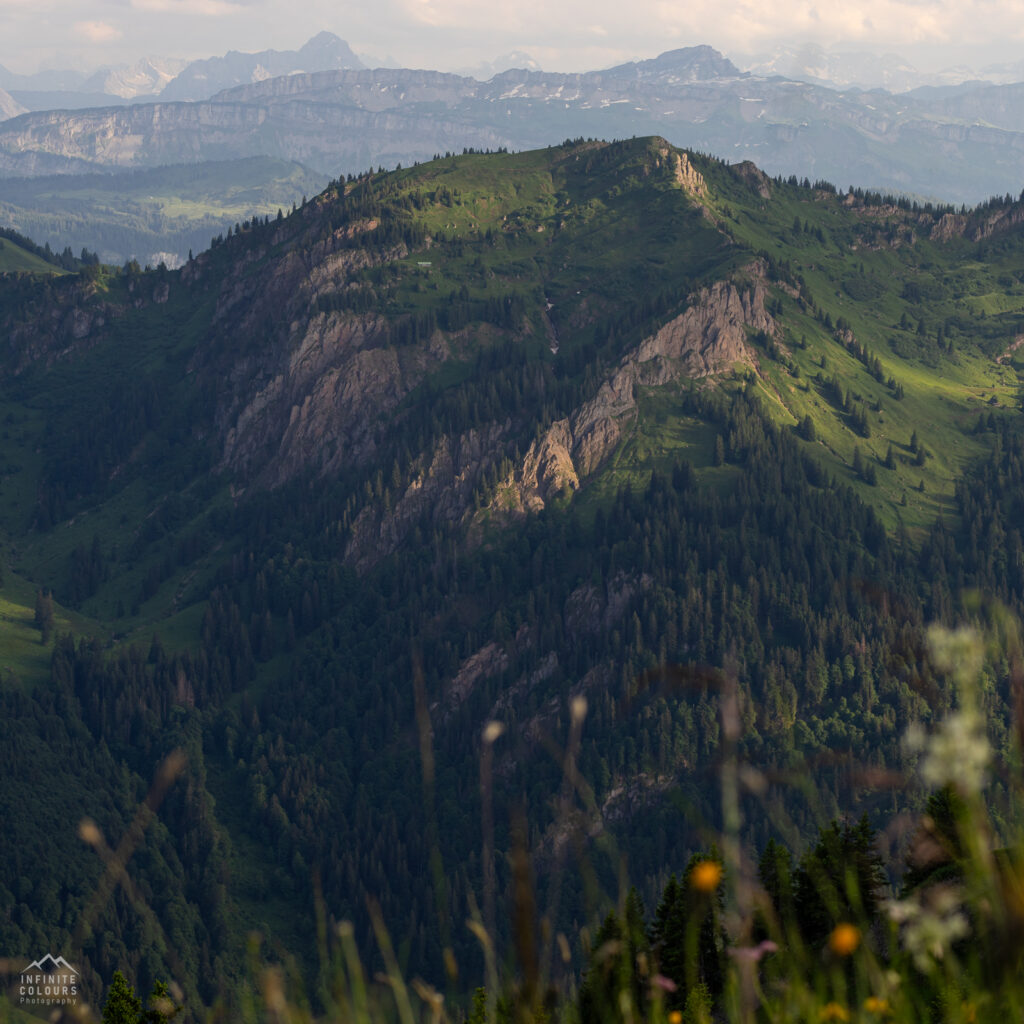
[
  {"xmin": 0, "ymin": 235, "xmax": 62, "ymax": 274},
  {"xmin": 0, "ymin": 157, "xmax": 328, "ymax": 266}
]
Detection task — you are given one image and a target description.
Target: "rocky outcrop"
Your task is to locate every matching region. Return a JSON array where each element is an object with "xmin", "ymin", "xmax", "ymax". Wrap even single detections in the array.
[
  {"xmin": 967, "ymin": 203, "xmax": 1024, "ymax": 241},
  {"xmin": 656, "ymin": 145, "xmax": 707, "ymax": 198},
  {"xmin": 488, "ymin": 269, "xmax": 772, "ymax": 516},
  {"xmin": 635, "ymin": 278, "xmax": 771, "ymax": 373},
  {"xmin": 437, "ymin": 575, "xmax": 651, "ymax": 727},
  {"xmin": 930, "ymin": 212, "xmax": 969, "ymax": 242},
  {"xmin": 335, "ymin": 264, "xmax": 777, "ymax": 567},
  {"xmin": 447, "ymin": 641, "xmax": 509, "ymax": 708},
  {"xmin": 732, "ymin": 161, "xmax": 772, "ymax": 199},
  {"xmin": 219, "ymin": 305, "xmax": 449, "ymax": 487},
  {"xmin": 343, "ymin": 422, "xmax": 506, "ymax": 571},
  {"xmin": 564, "ymin": 572, "xmax": 653, "ymax": 637}
]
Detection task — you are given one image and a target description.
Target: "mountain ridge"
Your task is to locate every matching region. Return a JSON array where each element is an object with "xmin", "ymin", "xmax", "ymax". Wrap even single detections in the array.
[{"xmin": 3, "ymin": 138, "xmax": 1024, "ymax": 1009}]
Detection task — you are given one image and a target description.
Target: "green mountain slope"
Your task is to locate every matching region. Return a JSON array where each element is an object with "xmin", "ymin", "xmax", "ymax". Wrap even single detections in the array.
[
  {"xmin": 0, "ymin": 233, "xmax": 64, "ymax": 273},
  {"xmin": 2, "ymin": 138, "xmax": 1024, "ymax": 1014},
  {"xmin": 0, "ymin": 158, "xmax": 328, "ymax": 267}
]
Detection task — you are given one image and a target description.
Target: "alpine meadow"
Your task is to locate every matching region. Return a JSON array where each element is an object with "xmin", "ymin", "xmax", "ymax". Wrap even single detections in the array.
[{"xmin": 2, "ymin": 131, "xmax": 1024, "ymax": 1023}]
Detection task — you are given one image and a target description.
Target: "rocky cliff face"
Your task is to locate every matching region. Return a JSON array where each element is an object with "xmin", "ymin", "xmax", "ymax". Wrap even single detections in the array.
[
  {"xmin": 487, "ymin": 270, "xmax": 772, "ymax": 518},
  {"xmin": 0, "ymin": 87, "xmax": 508, "ymax": 176},
  {"xmin": 291, "ymin": 257, "xmax": 774, "ymax": 572},
  {"xmin": 182, "ymin": 206, "xmax": 434, "ymax": 488},
  {"xmin": 930, "ymin": 201, "xmax": 1024, "ymax": 242}
]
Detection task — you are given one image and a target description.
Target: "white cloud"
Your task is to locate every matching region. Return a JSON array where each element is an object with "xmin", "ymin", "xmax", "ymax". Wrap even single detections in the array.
[
  {"xmin": 75, "ymin": 19, "xmax": 124, "ymax": 42},
  {"xmin": 129, "ymin": 0, "xmax": 252, "ymax": 14},
  {"xmin": 6, "ymin": 0, "xmax": 1024, "ymax": 76},
  {"xmin": 374, "ymin": 0, "xmax": 1024, "ymax": 58}
]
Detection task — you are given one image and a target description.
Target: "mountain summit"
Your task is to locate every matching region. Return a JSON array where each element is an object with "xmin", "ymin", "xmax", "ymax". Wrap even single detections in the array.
[
  {"xmin": 642, "ymin": 45, "xmax": 744, "ymax": 79},
  {"xmin": 159, "ymin": 32, "xmax": 364, "ymax": 102}
]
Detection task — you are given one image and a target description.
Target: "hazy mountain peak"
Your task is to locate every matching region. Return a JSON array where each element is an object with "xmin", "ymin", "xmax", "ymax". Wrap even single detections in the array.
[
  {"xmin": 621, "ymin": 45, "xmax": 743, "ymax": 81},
  {"xmin": 82, "ymin": 57, "xmax": 188, "ymax": 100},
  {"xmin": 457, "ymin": 50, "xmax": 542, "ymax": 80},
  {"xmin": 298, "ymin": 31, "xmax": 363, "ymax": 64},
  {"xmin": 158, "ymin": 32, "xmax": 364, "ymax": 102}
]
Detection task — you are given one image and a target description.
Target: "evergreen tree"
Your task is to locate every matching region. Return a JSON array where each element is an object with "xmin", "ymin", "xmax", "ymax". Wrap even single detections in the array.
[
  {"xmin": 579, "ymin": 888, "xmax": 649, "ymax": 1024},
  {"xmin": 758, "ymin": 838, "xmax": 795, "ymax": 930},
  {"xmin": 33, "ymin": 588, "xmax": 54, "ymax": 645},
  {"xmin": 101, "ymin": 972, "xmax": 143, "ymax": 1024},
  {"xmin": 794, "ymin": 817, "xmax": 887, "ymax": 946},
  {"xmin": 650, "ymin": 856, "xmax": 726, "ymax": 1009}
]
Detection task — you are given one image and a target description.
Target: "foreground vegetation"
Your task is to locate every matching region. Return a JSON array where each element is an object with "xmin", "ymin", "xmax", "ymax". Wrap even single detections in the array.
[{"xmin": 5, "ymin": 624, "xmax": 1020, "ymax": 1024}]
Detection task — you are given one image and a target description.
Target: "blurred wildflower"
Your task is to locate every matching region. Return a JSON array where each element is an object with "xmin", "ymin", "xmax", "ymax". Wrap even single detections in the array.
[
  {"xmin": 690, "ymin": 860, "xmax": 723, "ymax": 892},
  {"xmin": 667, "ymin": 1012, "xmax": 683, "ymax": 1024},
  {"xmin": 570, "ymin": 695, "xmax": 588, "ymax": 722},
  {"xmin": 864, "ymin": 996, "xmax": 890, "ymax": 1015},
  {"xmin": 927, "ymin": 625, "xmax": 984, "ymax": 691},
  {"xmin": 728, "ymin": 939, "xmax": 778, "ymax": 962},
  {"xmin": 903, "ymin": 626, "xmax": 991, "ymax": 794},
  {"xmin": 78, "ymin": 819, "xmax": 103, "ymax": 847},
  {"xmin": 921, "ymin": 711, "xmax": 990, "ymax": 795},
  {"xmin": 828, "ymin": 922, "xmax": 861, "ymax": 957},
  {"xmin": 819, "ymin": 1002, "xmax": 850, "ymax": 1022},
  {"xmin": 885, "ymin": 886, "xmax": 970, "ymax": 972},
  {"xmin": 482, "ymin": 721, "xmax": 505, "ymax": 744},
  {"xmin": 653, "ymin": 974, "xmax": 678, "ymax": 992}
]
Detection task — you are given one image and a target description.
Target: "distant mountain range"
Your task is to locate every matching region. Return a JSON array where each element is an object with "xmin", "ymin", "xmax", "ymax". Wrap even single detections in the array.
[
  {"xmin": 4, "ymin": 42, "xmax": 1024, "ymax": 202},
  {"xmin": 738, "ymin": 44, "xmax": 1024, "ymax": 93},
  {"xmin": 0, "ymin": 32, "xmax": 364, "ymax": 110},
  {"xmin": 9, "ymin": 34, "xmax": 1024, "ymax": 112}
]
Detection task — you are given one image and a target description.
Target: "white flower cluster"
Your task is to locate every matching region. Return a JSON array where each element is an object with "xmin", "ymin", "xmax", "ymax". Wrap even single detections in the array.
[
  {"xmin": 901, "ymin": 625, "xmax": 991, "ymax": 795},
  {"xmin": 884, "ymin": 886, "xmax": 970, "ymax": 972},
  {"xmin": 926, "ymin": 624, "xmax": 984, "ymax": 689},
  {"xmin": 904, "ymin": 710, "xmax": 991, "ymax": 795}
]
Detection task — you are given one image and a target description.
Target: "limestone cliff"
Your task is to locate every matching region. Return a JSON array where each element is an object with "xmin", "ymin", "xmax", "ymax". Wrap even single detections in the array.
[
  {"xmin": 487, "ymin": 269, "xmax": 772, "ymax": 517},
  {"xmin": 335, "ymin": 267, "xmax": 773, "ymax": 571}
]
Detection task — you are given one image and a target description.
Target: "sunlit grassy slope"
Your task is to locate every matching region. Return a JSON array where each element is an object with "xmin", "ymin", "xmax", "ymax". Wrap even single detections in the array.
[{"xmin": 0, "ymin": 236, "xmax": 61, "ymax": 274}]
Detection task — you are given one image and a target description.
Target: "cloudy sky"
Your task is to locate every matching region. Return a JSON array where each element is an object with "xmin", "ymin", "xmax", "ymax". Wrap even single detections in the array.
[{"xmin": 3, "ymin": 0, "xmax": 1024, "ymax": 75}]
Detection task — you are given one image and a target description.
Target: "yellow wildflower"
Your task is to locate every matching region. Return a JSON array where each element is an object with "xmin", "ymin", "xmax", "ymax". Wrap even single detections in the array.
[
  {"xmin": 690, "ymin": 860, "xmax": 723, "ymax": 892},
  {"xmin": 819, "ymin": 1003, "xmax": 850, "ymax": 1022},
  {"xmin": 667, "ymin": 1013, "xmax": 683, "ymax": 1024},
  {"xmin": 828, "ymin": 922, "xmax": 861, "ymax": 956},
  {"xmin": 864, "ymin": 996, "xmax": 890, "ymax": 1015}
]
